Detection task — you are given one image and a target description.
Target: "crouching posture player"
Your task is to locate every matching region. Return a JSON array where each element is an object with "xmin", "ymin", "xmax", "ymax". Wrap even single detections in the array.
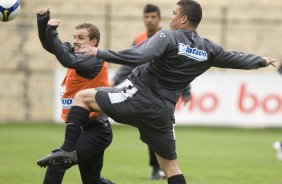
[
  {"xmin": 38, "ymin": 1, "xmax": 277, "ymax": 184},
  {"xmin": 36, "ymin": 9, "xmax": 114, "ymax": 184}
]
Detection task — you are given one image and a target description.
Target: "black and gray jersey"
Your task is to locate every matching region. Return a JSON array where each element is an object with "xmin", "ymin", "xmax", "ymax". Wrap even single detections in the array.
[{"xmin": 97, "ymin": 29, "xmax": 267, "ymax": 103}]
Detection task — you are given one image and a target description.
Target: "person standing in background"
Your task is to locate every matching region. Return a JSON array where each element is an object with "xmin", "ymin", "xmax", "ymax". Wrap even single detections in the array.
[
  {"xmin": 111, "ymin": 4, "xmax": 165, "ymax": 180},
  {"xmin": 110, "ymin": 4, "xmax": 191, "ymax": 180}
]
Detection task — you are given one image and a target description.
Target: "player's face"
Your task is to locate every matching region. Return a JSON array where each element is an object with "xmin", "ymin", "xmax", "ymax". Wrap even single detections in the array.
[
  {"xmin": 169, "ymin": 5, "xmax": 183, "ymax": 30},
  {"xmin": 73, "ymin": 28, "xmax": 97, "ymax": 53},
  {"xmin": 143, "ymin": 12, "xmax": 160, "ymax": 31}
]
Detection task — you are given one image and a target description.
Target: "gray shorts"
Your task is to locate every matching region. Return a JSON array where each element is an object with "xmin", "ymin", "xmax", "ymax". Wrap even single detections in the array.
[{"xmin": 95, "ymin": 83, "xmax": 177, "ymax": 160}]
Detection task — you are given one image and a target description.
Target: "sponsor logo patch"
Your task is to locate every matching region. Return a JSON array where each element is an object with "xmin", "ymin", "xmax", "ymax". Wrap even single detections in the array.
[
  {"xmin": 178, "ymin": 43, "xmax": 208, "ymax": 61},
  {"xmin": 61, "ymin": 98, "xmax": 73, "ymax": 109}
]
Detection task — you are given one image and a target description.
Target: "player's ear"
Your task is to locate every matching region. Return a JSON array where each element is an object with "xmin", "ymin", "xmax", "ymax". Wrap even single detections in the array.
[
  {"xmin": 90, "ymin": 38, "xmax": 98, "ymax": 47},
  {"xmin": 181, "ymin": 15, "xmax": 188, "ymax": 25}
]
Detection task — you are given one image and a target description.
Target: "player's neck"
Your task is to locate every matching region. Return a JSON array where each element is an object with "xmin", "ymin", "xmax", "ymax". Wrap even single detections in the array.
[
  {"xmin": 178, "ymin": 24, "xmax": 196, "ymax": 31},
  {"xmin": 147, "ymin": 27, "xmax": 161, "ymax": 37}
]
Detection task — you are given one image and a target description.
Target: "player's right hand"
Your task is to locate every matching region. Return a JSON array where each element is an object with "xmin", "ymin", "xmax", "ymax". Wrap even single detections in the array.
[
  {"xmin": 37, "ymin": 8, "xmax": 50, "ymax": 16},
  {"xmin": 48, "ymin": 18, "xmax": 61, "ymax": 27},
  {"xmin": 79, "ymin": 45, "xmax": 98, "ymax": 56}
]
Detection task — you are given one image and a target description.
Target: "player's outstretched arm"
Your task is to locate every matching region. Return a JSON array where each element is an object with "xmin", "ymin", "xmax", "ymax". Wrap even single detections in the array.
[
  {"xmin": 208, "ymin": 39, "xmax": 277, "ymax": 70},
  {"xmin": 46, "ymin": 19, "xmax": 103, "ymax": 72},
  {"xmin": 36, "ymin": 8, "xmax": 53, "ymax": 54},
  {"xmin": 80, "ymin": 30, "xmax": 173, "ymax": 66}
]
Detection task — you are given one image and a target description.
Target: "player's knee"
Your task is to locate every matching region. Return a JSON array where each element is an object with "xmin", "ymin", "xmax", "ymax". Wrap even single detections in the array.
[
  {"xmin": 73, "ymin": 90, "xmax": 87, "ymax": 104},
  {"xmin": 74, "ymin": 89, "xmax": 97, "ymax": 106}
]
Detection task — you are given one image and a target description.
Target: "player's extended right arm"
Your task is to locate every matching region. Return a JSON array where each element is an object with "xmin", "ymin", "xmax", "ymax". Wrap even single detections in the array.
[
  {"xmin": 95, "ymin": 31, "xmax": 173, "ymax": 66},
  {"xmin": 37, "ymin": 10, "xmax": 53, "ymax": 53}
]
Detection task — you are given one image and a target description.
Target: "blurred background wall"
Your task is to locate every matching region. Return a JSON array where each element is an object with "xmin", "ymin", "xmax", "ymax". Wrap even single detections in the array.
[{"xmin": 0, "ymin": 0, "xmax": 282, "ymax": 122}]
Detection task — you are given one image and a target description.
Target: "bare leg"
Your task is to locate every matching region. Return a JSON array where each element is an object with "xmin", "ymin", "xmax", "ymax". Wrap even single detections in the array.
[
  {"xmin": 73, "ymin": 89, "xmax": 102, "ymax": 112},
  {"xmin": 155, "ymin": 153, "xmax": 182, "ymax": 177},
  {"xmin": 155, "ymin": 153, "xmax": 186, "ymax": 184}
]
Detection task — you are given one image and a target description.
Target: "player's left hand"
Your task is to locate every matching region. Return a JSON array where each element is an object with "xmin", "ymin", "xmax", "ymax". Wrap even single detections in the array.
[
  {"xmin": 37, "ymin": 8, "xmax": 50, "ymax": 16},
  {"xmin": 181, "ymin": 95, "xmax": 191, "ymax": 105},
  {"xmin": 79, "ymin": 45, "xmax": 98, "ymax": 56},
  {"xmin": 263, "ymin": 57, "xmax": 279, "ymax": 67},
  {"xmin": 48, "ymin": 18, "xmax": 61, "ymax": 27}
]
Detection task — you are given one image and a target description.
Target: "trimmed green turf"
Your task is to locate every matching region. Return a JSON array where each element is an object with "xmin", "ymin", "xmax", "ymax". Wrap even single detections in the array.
[{"xmin": 0, "ymin": 124, "xmax": 281, "ymax": 184}]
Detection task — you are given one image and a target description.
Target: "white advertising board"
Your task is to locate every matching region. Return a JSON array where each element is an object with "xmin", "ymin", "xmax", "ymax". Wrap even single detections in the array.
[{"xmin": 54, "ymin": 69, "xmax": 282, "ymax": 127}]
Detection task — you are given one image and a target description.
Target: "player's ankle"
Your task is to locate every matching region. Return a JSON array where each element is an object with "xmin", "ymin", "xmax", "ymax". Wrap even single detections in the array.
[{"xmin": 61, "ymin": 141, "xmax": 76, "ymax": 152}]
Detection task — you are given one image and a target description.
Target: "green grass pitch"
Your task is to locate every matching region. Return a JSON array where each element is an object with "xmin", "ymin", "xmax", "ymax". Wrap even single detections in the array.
[{"xmin": 0, "ymin": 123, "xmax": 281, "ymax": 184}]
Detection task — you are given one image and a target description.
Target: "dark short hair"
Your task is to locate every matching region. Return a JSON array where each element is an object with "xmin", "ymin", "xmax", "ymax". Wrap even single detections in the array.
[
  {"xmin": 75, "ymin": 23, "xmax": 100, "ymax": 47},
  {"xmin": 143, "ymin": 4, "xmax": 161, "ymax": 18},
  {"xmin": 177, "ymin": 0, "xmax": 202, "ymax": 28}
]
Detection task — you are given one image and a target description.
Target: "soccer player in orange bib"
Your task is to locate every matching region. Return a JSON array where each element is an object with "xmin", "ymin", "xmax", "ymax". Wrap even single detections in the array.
[{"xmin": 36, "ymin": 8, "xmax": 114, "ymax": 184}]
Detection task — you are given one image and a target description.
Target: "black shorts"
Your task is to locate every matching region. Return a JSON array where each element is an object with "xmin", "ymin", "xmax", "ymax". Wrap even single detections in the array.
[
  {"xmin": 95, "ymin": 84, "xmax": 177, "ymax": 160},
  {"xmin": 77, "ymin": 117, "xmax": 113, "ymax": 163},
  {"xmin": 43, "ymin": 118, "xmax": 113, "ymax": 184}
]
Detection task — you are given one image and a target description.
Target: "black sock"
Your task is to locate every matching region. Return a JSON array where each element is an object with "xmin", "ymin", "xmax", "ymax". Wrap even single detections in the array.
[
  {"xmin": 61, "ymin": 106, "xmax": 90, "ymax": 152},
  {"xmin": 168, "ymin": 174, "xmax": 186, "ymax": 184}
]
